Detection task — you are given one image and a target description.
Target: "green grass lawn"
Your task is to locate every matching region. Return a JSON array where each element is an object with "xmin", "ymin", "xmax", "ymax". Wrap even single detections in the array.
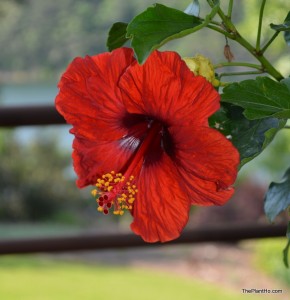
[
  {"xmin": 254, "ymin": 238, "xmax": 290, "ymax": 286},
  {"xmin": 0, "ymin": 255, "xmax": 263, "ymax": 300}
]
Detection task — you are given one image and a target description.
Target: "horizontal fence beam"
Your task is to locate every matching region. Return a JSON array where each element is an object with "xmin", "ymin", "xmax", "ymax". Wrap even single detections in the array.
[
  {"xmin": 0, "ymin": 223, "xmax": 286, "ymax": 255},
  {"xmin": 0, "ymin": 105, "xmax": 65, "ymax": 127}
]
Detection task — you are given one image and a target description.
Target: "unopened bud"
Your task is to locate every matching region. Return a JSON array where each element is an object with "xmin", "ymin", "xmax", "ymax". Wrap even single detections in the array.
[{"xmin": 183, "ymin": 54, "xmax": 219, "ymax": 87}]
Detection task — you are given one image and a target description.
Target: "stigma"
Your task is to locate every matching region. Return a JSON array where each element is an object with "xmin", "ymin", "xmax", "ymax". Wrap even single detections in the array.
[{"xmin": 91, "ymin": 171, "xmax": 138, "ymax": 216}]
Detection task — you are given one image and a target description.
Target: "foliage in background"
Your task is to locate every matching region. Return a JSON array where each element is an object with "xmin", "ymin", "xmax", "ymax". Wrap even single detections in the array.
[
  {"xmin": 0, "ymin": 130, "xmax": 91, "ymax": 223},
  {"xmin": 0, "ymin": 0, "xmax": 289, "ymax": 81}
]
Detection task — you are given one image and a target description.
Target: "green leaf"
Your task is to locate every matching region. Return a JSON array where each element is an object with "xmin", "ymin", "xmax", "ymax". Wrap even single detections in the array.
[
  {"xmin": 209, "ymin": 103, "xmax": 286, "ymax": 167},
  {"xmin": 126, "ymin": 3, "xmax": 219, "ymax": 63},
  {"xmin": 287, "ymin": 221, "xmax": 290, "ymax": 239},
  {"xmin": 281, "ymin": 77, "xmax": 290, "ymax": 91},
  {"xmin": 283, "ymin": 222, "xmax": 290, "ymax": 268},
  {"xmin": 283, "ymin": 239, "xmax": 290, "ymax": 268},
  {"xmin": 106, "ymin": 22, "xmax": 129, "ymax": 51},
  {"xmin": 221, "ymin": 77, "xmax": 290, "ymax": 120},
  {"xmin": 270, "ymin": 11, "xmax": 290, "ymax": 45},
  {"xmin": 270, "ymin": 11, "xmax": 290, "ymax": 32},
  {"xmin": 264, "ymin": 168, "xmax": 290, "ymax": 222},
  {"xmin": 284, "ymin": 31, "xmax": 290, "ymax": 45}
]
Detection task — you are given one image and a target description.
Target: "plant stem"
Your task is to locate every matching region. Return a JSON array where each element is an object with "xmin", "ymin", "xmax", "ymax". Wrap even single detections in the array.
[
  {"xmin": 214, "ymin": 62, "xmax": 262, "ymax": 70},
  {"xmin": 234, "ymin": 34, "xmax": 284, "ymax": 80},
  {"xmin": 206, "ymin": 0, "xmax": 284, "ymax": 81},
  {"xmin": 227, "ymin": 0, "xmax": 234, "ymax": 19},
  {"xmin": 206, "ymin": 24, "xmax": 233, "ymax": 38},
  {"xmin": 208, "ymin": 19, "xmax": 222, "ymax": 26},
  {"xmin": 261, "ymin": 31, "xmax": 280, "ymax": 53},
  {"xmin": 256, "ymin": 0, "xmax": 267, "ymax": 52},
  {"xmin": 219, "ymin": 70, "xmax": 264, "ymax": 78}
]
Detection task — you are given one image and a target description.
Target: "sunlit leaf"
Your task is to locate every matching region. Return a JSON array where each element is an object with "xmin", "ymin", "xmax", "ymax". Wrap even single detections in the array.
[
  {"xmin": 209, "ymin": 103, "xmax": 286, "ymax": 167},
  {"xmin": 184, "ymin": 0, "xmax": 200, "ymax": 16},
  {"xmin": 126, "ymin": 3, "xmax": 219, "ymax": 63},
  {"xmin": 221, "ymin": 77, "xmax": 290, "ymax": 120},
  {"xmin": 106, "ymin": 22, "xmax": 129, "ymax": 51},
  {"xmin": 264, "ymin": 168, "xmax": 290, "ymax": 222}
]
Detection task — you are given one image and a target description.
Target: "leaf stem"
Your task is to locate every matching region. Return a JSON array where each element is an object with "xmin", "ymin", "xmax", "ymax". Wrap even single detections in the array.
[
  {"xmin": 208, "ymin": 19, "xmax": 222, "ymax": 26},
  {"xmin": 206, "ymin": 24, "xmax": 233, "ymax": 38},
  {"xmin": 256, "ymin": 0, "xmax": 267, "ymax": 52},
  {"xmin": 218, "ymin": 70, "xmax": 264, "ymax": 78},
  {"xmin": 227, "ymin": 0, "xmax": 234, "ymax": 19},
  {"xmin": 261, "ymin": 31, "xmax": 280, "ymax": 53},
  {"xmin": 214, "ymin": 62, "xmax": 262, "ymax": 70}
]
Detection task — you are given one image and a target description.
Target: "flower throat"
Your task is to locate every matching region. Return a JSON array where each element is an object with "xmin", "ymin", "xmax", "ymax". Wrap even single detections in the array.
[{"xmin": 91, "ymin": 121, "xmax": 162, "ymax": 216}]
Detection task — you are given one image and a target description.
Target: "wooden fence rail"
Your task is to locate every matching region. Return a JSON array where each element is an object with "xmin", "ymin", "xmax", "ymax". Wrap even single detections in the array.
[
  {"xmin": 0, "ymin": 105, "xmax": 64, "ymax": 127},
  {"xmin": 0, "ymin": 223, "xmax": 286, "ymax": 255}
]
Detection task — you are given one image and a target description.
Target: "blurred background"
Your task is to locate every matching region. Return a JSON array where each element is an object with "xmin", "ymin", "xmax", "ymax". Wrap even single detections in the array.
[{"xmin": 0, "ymin": 0, "xmax": 290, "ymax": 299}]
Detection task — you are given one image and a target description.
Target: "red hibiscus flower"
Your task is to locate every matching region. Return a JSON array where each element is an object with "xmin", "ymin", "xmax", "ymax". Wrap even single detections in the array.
[{"xmin": 55, "ymin": 48, "xmax": 240, "ymax": 243}]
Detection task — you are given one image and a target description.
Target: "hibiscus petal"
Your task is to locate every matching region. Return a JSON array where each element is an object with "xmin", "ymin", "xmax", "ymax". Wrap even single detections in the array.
[
  {"xmin": 73, "ymin": 135, "xmax": 140, "ymax": 188},
  {"xmin": 177, "ymin": 167, "xmax": 235, "ymax": 206},
  {"xmin": 119, "ymin": 50, "xmax": 220, "ymax": 127},
  {"xmin": 172, "ymin": 126, "xmax": 239, "ymax": 188},
  {"xmin": 55, "ymin": 47, "xmax": 135, "ymax": 141},
  {"xmin": 131, "ymin": 152, "xmax": 190, "ymax": 243}
]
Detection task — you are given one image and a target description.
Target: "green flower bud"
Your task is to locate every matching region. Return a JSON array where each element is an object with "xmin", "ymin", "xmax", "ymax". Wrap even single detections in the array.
[{"xmin": 183, "ymin": 54, "xmax": 220, "ymax": 87}]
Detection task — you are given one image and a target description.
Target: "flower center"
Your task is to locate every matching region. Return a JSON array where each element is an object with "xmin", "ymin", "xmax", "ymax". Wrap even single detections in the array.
[
  {"xmin": 91, "ymin": 121, "xmax": 162, "ymax": 216},
  {"xmin": 91, "ymin": 171, "xmax": 138, "ymax": 215}
]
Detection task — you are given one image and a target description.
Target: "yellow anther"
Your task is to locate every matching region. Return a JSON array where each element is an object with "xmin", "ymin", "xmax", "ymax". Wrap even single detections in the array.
[
  {"xmin": 128, "ymin": 198, "xmax": 135, "ymax": 204},
  {"xmin": 93, "ymin": 171, "xmax": 136, "ymax": 216},
  {"xmin": 91, "ymin": 189, "xmax": 98, "ymax": 197}
]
